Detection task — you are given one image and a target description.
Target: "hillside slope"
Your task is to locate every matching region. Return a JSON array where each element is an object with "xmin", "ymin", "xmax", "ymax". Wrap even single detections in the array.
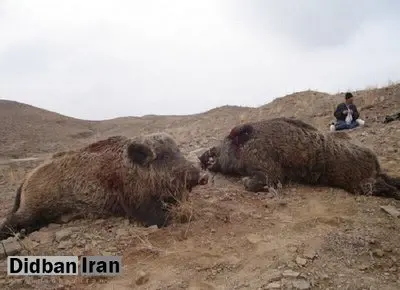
[
  {"xmin": 1, "ymin": 84, "xmax": 399, "ymax": 157},
  {"xmin": 0, "ymin": 100, "xmax": 100, "ymax": 157}
]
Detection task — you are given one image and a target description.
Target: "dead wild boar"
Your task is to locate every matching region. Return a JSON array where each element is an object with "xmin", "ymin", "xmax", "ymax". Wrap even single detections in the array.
[
  {"xmin": 0, "ymin": 133, "xmax": 208, "ymax": 240},
  {"xmin": 199, "ymin": 117, "xmax": 400, "ymax": 199}
]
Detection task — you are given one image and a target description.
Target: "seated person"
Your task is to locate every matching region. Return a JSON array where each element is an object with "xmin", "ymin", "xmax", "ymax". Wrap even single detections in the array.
[{"xmin": 330, "ymin": 92, "xmax": 365, "ymax": 131}]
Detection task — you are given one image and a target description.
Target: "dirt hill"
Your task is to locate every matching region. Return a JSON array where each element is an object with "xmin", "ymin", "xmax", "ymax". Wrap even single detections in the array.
[
  {"xmin": 0, "ymin": 85, "xmax": 399, "ymax": 289},
  {"xmin": 1, "ymin": 84, "xmax": 399, "ymax": 158}
]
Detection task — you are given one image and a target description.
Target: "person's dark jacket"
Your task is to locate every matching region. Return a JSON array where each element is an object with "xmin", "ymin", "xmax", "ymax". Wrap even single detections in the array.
[{"xmin": 334, "ymin": 103, "xmax": 359, "ymax": 122}]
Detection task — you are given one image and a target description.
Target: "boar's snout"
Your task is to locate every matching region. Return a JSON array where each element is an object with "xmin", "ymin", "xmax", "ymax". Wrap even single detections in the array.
[
  {"xmin": 185, "ymin": 167, "xmax": 209, "ymax": 192},
  {"xmin": 198, "ymin": 146, "xmax": 220, "ymax": 170}
]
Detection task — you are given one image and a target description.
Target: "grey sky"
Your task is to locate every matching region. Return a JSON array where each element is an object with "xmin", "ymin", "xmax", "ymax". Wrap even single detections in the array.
[{"xmin": 1, "ymin": 0, "xmax": 399, "ymax": 120}]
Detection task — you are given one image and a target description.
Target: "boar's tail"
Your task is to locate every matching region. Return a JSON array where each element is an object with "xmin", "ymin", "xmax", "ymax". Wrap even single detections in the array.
[{"xmin": 11, "ymin": 183, "xmax": 23, "ymax": 214}]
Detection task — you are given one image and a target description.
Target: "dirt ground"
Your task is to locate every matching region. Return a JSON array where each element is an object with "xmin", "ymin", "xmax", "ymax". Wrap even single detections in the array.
[{"xmin": 0, "ymin": 85, "xmax": 399, "ymax": 289}]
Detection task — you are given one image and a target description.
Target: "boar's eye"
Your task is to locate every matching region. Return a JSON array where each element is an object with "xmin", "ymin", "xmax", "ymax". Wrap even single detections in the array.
[{"xmin": 127, "ymin": 143, "xmax": 154, "ymax": 166}]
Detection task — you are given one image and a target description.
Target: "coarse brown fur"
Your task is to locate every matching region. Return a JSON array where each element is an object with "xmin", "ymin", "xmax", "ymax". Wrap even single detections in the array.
[
  {"xmin": 0, "ymin": 133, "xmax": 208, "ymax": 241},
  {"xmin": 199, "ymin": 117, "xmax": 400, "ymax": 199},
  {"xmin": 51, "ymin": 136, "xmax": 128, "ymax": 158}
]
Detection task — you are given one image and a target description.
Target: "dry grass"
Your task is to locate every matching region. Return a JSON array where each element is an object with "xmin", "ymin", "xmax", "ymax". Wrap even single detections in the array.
[
  {"xmin": 1, "ymin": 164, "xmax": 26, "ymax": 187},
  {"xmin": 169, "ymin": 200, "xmax": 195, "ymax": 224}
]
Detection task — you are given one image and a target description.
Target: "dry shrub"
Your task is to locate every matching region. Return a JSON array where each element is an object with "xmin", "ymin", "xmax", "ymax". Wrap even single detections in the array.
[{"xmin": 169, "ymin": 199, "xmax": 196, "ymax": 224}]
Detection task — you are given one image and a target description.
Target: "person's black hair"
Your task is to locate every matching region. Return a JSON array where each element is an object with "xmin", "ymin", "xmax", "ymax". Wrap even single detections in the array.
[{"xmin": 345, "ymin": 92, "xmax": 353, "ymax": 99}]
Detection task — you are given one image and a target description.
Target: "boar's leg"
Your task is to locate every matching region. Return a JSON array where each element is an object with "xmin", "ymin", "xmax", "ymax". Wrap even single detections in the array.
[
  {"xmin": 359, "ymin": 177, "xmax": 400, "ymax": 200},
  {"xmin": 0, "ymin": 184, "xmax": 60, "ymax": 241},
  {"xmin": 0, "ymin": 209, "xmax": 53, "ymax": 241},
  {"xmin": 133, "ymin": 197, "xmax": 172, "ymax": 228},
  {"xmin": 242, "ymin": 167, "xmax": 284, "ymax": 193},
  {"xmin": 243, "ymin": 171, "xmax": 267, "ymax": 192},
  {"xmin": 371, "ymin": 177, "xmax": 400, "ymax": 200},
  {"xmin": 379, "ymin": 173, "xmax": 400, "ymax": 190}
]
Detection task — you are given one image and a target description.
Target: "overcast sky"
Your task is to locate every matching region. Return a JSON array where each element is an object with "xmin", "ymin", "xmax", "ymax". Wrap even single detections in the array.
[{"xmin": 1, "ymin": 0, "xmax": 399, "ymax": 120}]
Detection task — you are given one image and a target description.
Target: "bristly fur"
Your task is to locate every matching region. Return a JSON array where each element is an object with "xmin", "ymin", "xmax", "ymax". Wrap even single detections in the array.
[
  {"xmin": 199, "ymin": 117, "xmax": 400, "ymax": 199},
  {"xmin": 0, "ymin": 133, "xmax": 208, "ymax": 241}
]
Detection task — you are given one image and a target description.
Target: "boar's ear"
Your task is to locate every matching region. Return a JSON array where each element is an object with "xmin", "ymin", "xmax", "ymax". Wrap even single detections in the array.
[
  {"xmin": 228, "ymin": 124, "xmax": 254, "ymax": 145},
  {"xmin": 127, "ymin": 142, "xmax": 155, "ymax": 166}
]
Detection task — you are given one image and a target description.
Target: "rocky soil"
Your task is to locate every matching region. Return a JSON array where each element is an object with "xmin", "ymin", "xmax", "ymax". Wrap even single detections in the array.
[{"xmin": 0, "ymin": 85, "xmax": 399, "ymax": 289}]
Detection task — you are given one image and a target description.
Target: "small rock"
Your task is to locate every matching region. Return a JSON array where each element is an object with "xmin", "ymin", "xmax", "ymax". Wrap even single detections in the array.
[
  {"xmin": 147, "ymin": 225, "xmax": 158, "ymax": 230},
  {"xmin": 57, "ymin": 240, "xmax": 72, "ymax": 249},
  {"xmin": 59, "ymin": 213, "xmax": 77, "ymax": 223},
  {"xmin": 264, "ymin": 270, "xmax": 282, "ymax": 282},
  {"xmin": 22, "ymin": 239, "xmax": 39, "ymax": 249},
  {"xmin": 380, "ymin": 205, "xmax": 400, "ymax": 218},
  {"xmin": 211, "ymin": 229, "xmax": 216, "ymax": 233},
  {"xmin": 47, "ymin": 223, "xmax": 61, "ymax": 229},
  {"xmin": 288, "ymin": 246, "xmax": 298, "ymax": 253},
  {"xmin": 266, "ymin": 282, "xmax": 281, "ymax": 289},
  {"xmin": 136, "ymin": 271, "xmax": 149, "ymax": 285},
  {"xmin": 94, "ymin": 219, "xmax": 106, "ymax": 225},
  {"xmin": 0, "ymin": 239, "xmax": 22, "ymax": 258},
  {"xmin": 246, "ymin": 234, "xmax": 263, "ymax": 244},
  {"xmin": 299, "ymin": 273, "xmax": 308, "ymax": 279},
  {"xmin": 265, "ymin": 192, "xmax": 276, "ymax": 199},
  {"xmin": 372, "ymin": 249, "xmax": 384, "ymax": 257},
  {"xmin": 283, "ymin": 270, "xmax": 300, "ymax": 278},
  {"xmin": 29, "ymin": 231, "xmax": 54, "ymax": 244},
  {"xmin": 292, "ymin": 279, "xmax": 311, "ymax": 290},
  {"xmin": 358, "ymin": 264, "xmax": 370, "ymax": 271},
  {"xmin": 107, "ymin": 246, "xmax": 118, "ymax": 252},
  {"xmin": 303, "ymin": 249, "xmax": 317, "ymax": 259},
  {"xmin": 296, "ymin": 257, "xmax": 307, "ymax": 266},
  {"xmin": 55, "ymin": 229, "xmax": 72, "ymax": 242},
  {"xmin": 320, "ymin": 273, "xmax": 329, "ymax": 280}
]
